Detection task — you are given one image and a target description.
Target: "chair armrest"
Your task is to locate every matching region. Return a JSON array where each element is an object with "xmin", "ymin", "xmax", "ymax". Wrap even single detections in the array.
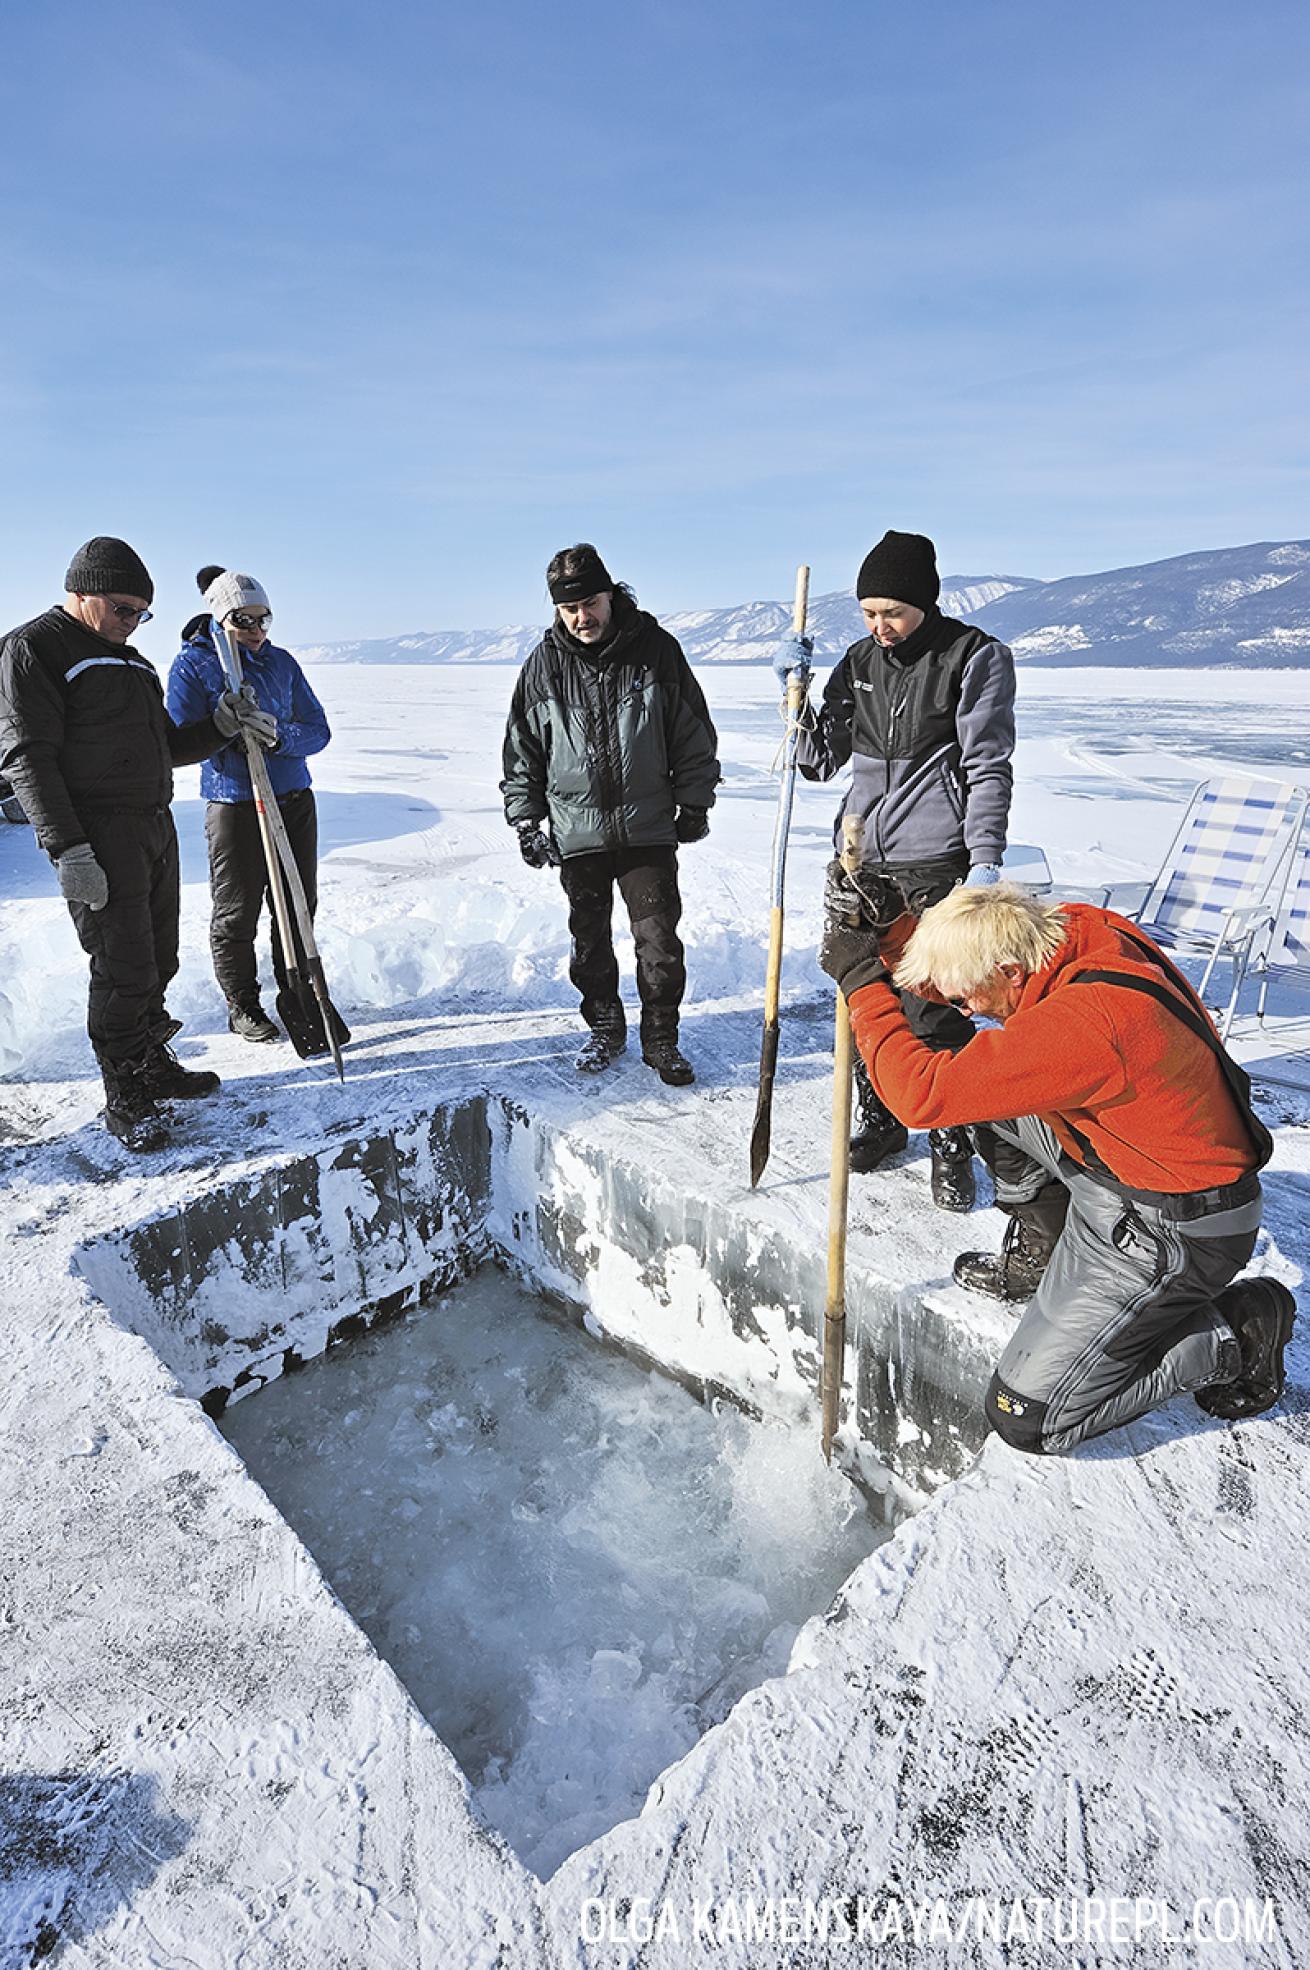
[{"xmin": 1100, "ymin": 880, "xmax": 1151, "ymax": 916}]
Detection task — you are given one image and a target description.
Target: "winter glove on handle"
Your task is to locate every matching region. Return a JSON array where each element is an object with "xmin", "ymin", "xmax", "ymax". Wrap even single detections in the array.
[
  {"xmin": 771, "ymin": 633, "xmax": 813, "ymax": 692},
  {"xmin": 822, "ymin": 855, "xmax": 909, "ymax": 934},
  {"xmin": 517, "ymin": 822, "xmax": 559, "ymax": 870},
  {"xmin": 823, "ymin": 855, "xmax": 864, "ymax": 928},
  {"xmin": 964, "ymin": 864, "xmax": 1002, "ymax": 888},
  {"xmin": 57, "ymin": 842, "xmax": 109, "ymax": 911},
  {"xmin": 819, "ymin": 915, "xmax": 886, "ymax": 999},
  {"xmin": 214, "ymin": 689, "xmax": 278, "ymax": 750},
  {"xmin": 675, "ymin": 806, "xmax": 710, "ymax": 844}
]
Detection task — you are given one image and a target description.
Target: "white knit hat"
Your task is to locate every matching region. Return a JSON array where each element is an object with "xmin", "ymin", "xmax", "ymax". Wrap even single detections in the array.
[{"xmin": 204, "ymin": 570, "xmax": 271, "ymax": 621}]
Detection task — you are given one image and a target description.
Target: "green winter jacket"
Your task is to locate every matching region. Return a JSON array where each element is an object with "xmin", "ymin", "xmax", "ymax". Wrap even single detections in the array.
[{"xmin": 500, "ymin": 599, "xmax": 720, "ymax": 859}]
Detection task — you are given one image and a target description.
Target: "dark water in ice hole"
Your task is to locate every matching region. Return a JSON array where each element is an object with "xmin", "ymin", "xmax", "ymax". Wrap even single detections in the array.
[{"xmin": 220, "ymin": 1266, "xmax": 887, "ymax": 1878}]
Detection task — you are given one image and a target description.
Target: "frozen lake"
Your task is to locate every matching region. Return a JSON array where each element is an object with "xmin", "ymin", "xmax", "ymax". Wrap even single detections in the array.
[
  {"xmin": 4, "ymin": 660, "xmax": 1310, "ymax": 1077},
  {"xmin": 220, "ymin": 1266, "xmax": 885, "ymax": 1879}
]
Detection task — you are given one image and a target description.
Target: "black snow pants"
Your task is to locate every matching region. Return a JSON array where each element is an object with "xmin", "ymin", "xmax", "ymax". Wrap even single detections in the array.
[
  {"xmin": 978, "ymin": 1115, "xmax": 1258, "ymax": 1454},
  {"xmin": 558, "ymin": 846, "xmax": 686, "ymax": 1040},
  {"xmin": 66, "ymin": 808, "xmax": 180, "ymax": 1068},
  {"xmin": 205, "ymin": 789, "xmax": 318, "ymax": 1008}
]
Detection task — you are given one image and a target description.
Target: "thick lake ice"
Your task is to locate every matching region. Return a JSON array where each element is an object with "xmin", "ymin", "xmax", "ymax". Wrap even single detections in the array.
[{"xmin": 221, "ymin": 1266, "xmax": 885, "ymax": 1877}]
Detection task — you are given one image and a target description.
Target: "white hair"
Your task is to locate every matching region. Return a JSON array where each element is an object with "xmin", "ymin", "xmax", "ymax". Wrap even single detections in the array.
[{"xmin": 893, "ymin": 883, "xmax": 1068, "ymax": 999}]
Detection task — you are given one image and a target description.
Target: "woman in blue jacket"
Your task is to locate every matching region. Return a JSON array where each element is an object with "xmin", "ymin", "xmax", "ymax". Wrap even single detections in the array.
[{"xmin": 167, "ymin": 565, "xmax": 331, "ymax": 1044}]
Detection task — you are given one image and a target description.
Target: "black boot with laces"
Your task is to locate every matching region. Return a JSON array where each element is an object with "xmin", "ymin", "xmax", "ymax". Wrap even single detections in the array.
[
  {"xmin": 145, "ymin": 1042, "xmax": 221, "ymax": 1101},
  {"xmin": 1195, "ymin": 1279, "xmax": 1297, "ymax": 1418},
  {"xmin": 102, "ymin": 1057, "xmax": 172, "ymax": 1154},
  {"xmin": 640, "ymin": 1029, "xmax": 694, "ymax": 1085},
  {"xmin": 229, "ymin": 1000, "xmax": 280, "ymax": 1044},
  {"xmin": 957, "ymin": 1205, "xmax": 1055, "ymax": 1300},
  {"xmin": 575, "ymin": 1007, "xmax": 627, "ymax": 1073},
  {"xmin": 849, "ymin": 1055, "xmax": 907, "ymax": 1171},
  {"xmin": 929, "ymin": 1127, "xmax": 976, "ymax": 1213}
]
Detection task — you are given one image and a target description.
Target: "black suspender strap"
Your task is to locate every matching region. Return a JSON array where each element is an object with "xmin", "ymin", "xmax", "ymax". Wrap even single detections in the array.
[{"xmin": 1070, "ymin": 956, "xmax": 1273, "ymax": 1172}]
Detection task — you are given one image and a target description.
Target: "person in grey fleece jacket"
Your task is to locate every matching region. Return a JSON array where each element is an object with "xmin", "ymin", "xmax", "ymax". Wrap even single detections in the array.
[{"xmin": 784, "ymin": 529, "xmax": 1017, "ymax": 1210}]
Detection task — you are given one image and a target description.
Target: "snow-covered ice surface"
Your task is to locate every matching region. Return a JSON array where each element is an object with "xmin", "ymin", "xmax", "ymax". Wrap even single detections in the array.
[
  {"xmin": 2, "ymin": 662, "xmax": 1310, "ymax": 1965},
  {"xmin": 220, "ymin": 1266, "xmax": 883, "ymax": 1881}
]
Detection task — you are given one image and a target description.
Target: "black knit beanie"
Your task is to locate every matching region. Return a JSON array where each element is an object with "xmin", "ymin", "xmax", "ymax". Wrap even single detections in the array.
[
  {"xmin": 547, "ymin": 544, "xmax": 614, "ymax": 604},
  {"xmin": 64, "ymin": 536, "xmax": 155, "ymax": 605},
  {"xmin": 855, "ymin": 530, "xmax": 939, "ymax": 611}
]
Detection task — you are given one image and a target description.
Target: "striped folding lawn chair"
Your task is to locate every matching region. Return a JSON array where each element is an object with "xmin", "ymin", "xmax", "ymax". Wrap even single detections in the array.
[
  {"xmin": 1101, "ymin": 773, "xmax": 1306, "ymax": 1037},
  {"xmin": 1252, "ymin": 828, "xmax": 1310, "ymax": 1026}
]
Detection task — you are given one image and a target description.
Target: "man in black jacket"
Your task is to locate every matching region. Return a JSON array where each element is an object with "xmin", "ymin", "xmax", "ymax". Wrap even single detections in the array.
[
  {"xmin": 786, "ymin": 530, "xmax": 1017, "ymax": 1212},
  {"xmin": 0, "ymin": 537, "xmax": 273, "ymax": 1151},
  {"xmin": 501, "ymin": 543, "xmax": 720, "ymax": 1084}
]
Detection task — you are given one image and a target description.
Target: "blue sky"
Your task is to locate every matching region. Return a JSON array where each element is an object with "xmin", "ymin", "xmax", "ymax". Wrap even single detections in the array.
[{"xmin": 2, "ymin": 0, "xmax": 1307, "ymax": 645}]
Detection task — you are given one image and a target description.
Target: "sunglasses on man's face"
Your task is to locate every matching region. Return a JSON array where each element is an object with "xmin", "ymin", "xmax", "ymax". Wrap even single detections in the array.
[
  {"xmin": 107, "ymin": 601, "xmax": 152, "ymax": 624},
  {"xmin": 229, "ymin": 610, "xmax": 272, "ymax": 631}
]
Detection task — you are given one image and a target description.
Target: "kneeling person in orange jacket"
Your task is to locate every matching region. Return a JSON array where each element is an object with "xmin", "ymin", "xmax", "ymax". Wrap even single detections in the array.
[{"xmin": 819, "ymin": 880, "xmax": 1296, "ymax": 1453}]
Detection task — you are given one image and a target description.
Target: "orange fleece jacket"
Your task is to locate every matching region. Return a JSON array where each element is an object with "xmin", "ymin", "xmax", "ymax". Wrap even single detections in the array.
[{"xmin": 848, "ymin": 904, "xmax": 1258, "ymax": 1193}]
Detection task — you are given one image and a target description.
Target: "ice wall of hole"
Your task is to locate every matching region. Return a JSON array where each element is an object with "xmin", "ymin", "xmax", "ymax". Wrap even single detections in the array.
[
  {"xmin": 219, "ymin": 1264, "xmax": 887, "ymax": 1877},
  {"xmin": 71, "ymin": 1091, "xmax": 1004, "ymax": 1872}
]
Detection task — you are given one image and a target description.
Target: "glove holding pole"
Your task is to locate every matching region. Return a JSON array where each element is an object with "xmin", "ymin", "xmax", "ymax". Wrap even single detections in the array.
[
  {"xmin": 213, "ymin": 620, "xmax": 349, "ymax": 1079},
  {"xmin": 749, "ymin": 563, "xmax": 813, "ymax": 1188},
  {"xmin": 213, "ymin": 686, "xmax": 278, "ymax": 750},
  {"xmin": 818, "ymin": 862, "xmax": 913, "ymax": 997}
]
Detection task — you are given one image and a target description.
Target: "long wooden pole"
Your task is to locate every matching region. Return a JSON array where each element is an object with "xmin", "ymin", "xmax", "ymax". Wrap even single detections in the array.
[
  {"xmin": 820, "ymin": 812, "xmax": 865, "ymax": 1462},
  {"xmin": 749, "ymin": 564, "xmax": 810, "ymax": 1187}
]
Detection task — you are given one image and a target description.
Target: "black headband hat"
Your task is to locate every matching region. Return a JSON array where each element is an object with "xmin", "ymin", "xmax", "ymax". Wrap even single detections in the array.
[
  {"xmin": 64, "ymin": 536, "xmax": 155, "ymax": 605},
  {"xmin": 548, "ymin": 546, "xmax": 614, "ymax": 604},
  {"xmin": 855, "ymin": 530, "xmax": 940, "ymax": 611}
]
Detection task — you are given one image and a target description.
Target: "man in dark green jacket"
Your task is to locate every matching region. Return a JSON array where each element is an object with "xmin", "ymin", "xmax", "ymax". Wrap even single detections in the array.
[{"xmin": 501, "ymin": 543, "xmax": 720, "ymax": 1084}]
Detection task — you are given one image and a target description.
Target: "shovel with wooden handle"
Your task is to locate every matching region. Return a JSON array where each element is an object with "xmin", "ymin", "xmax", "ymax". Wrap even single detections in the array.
[{"xmin": 214, "ymin": 622, "xmax": 348, "ymax": 1080}]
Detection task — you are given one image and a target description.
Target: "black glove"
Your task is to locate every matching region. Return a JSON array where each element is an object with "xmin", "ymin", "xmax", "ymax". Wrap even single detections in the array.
[
  {"xmin": 675, "ymin": 806, "xmax": 710, "ymax": 844},
  {"xmin": 820, "ymin": 855, "xmax": 900, "ymax": 998},
  {"xmin": 823, "ymin": 855, "xmax": 864, "ymax": 928},
  {"xmin": 819, "ymin": 915, "xmax": 887, "ymax": 999},
  {"xmin": 517, "ymin": 823, "xmax": 560, "ymax": 869},
  {"xmin": 823, "ymin": 856, "xmax": 910, "ymax": 932}
]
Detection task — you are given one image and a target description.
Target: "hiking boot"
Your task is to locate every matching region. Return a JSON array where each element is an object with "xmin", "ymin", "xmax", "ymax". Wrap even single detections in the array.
[
  {"xmin": 102, "ymin": 1058, "xmax": 172, "ymax": 1154},
  {"xmin": 148, "ymin": 1012, "xmax": 183, "ymax": 1048},
  {"xmin": 957, "ymin": 1205, "xmax": 1055, "ymax": 1300},
  {"xmin": 850, "ymin": 1110, "xmax": 910, "ymax": 1172},
  {"xmin": 229, "ymin": 1000, "xmax": 280, "ymax": 1044},
  {"xmin": 1195, "ymin": 1279, "xmax": 1298, "ymax": 1419},
  {"xmin": 144, "ymin": 1043, "xmax": 221, "ymax": 1102},
  {"xmin": 929, "ymin": 1127, "xmax": 976, "ymax": 1213},
  {"xmin": 575, "ymin": 1006, "xmax": 626, "ymax": 1073},
  {"xmin": 850, "ymin": 1054, "xmax": 908, "ymax": 1171},
  {"xmin": 641, "ymin": 1036, "xmax": 695, "ymax": 1086},
  {"xmin": 576, "ymin": 1025, "xmax": 625, "ymax": 1072}
]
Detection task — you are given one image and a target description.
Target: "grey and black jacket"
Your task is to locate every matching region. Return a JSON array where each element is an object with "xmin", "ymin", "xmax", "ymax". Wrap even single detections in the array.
[
  {"xmin": 796, "ymin": 608, "xmax": 1015, "ymax": 868},
  {"xmin": 0, "ymin": 606, "xmax": 223, "ymax": 859},
  {"xmin": 501, "ymin": 597, "xmax": 720, "ymax": 860}
]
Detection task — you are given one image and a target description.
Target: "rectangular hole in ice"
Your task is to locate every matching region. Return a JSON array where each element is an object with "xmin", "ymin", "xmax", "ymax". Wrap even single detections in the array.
[{"xmin": 219, "ymin": 1263, "xmax": 893, "ymax": 1879}]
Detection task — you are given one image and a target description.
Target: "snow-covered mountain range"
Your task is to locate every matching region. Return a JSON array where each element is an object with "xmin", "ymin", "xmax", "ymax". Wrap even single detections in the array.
[
  {"xmin": 979, "ymin": 539, "xmax": 1310, "ymax": 668},
  {"xmin": 296, "ymin": 540, "xmax": 1310, "ymax": 668},
  {"xmin": 295, "ymin": 579, "xmax": 1037, "ymax": 668}
]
